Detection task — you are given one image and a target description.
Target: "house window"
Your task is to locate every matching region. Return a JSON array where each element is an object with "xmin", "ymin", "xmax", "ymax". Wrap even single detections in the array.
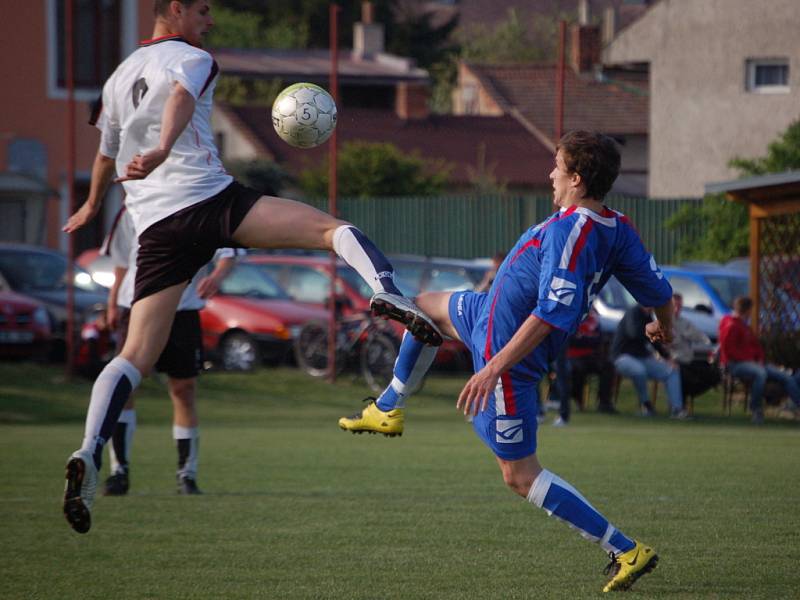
[
  {"xmin": 746, "ymin": 58, "xmax": 790, "ymax": 93},
  {"xmin": 47, "ymin": 0, "xmax": 138, "ymax": 100}
]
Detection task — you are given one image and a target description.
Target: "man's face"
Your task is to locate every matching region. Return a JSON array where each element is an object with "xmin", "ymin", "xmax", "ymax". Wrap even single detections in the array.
[
  {"xmin": 549, "ymin": 150, "xmax": 580, "ymax": 209},
  {"xmin": 175, "ymin": 0, "xmax": 214, "ymax": 47}
]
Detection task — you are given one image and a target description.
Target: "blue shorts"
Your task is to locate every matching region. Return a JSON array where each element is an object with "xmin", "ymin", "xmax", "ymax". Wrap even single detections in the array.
[{"xmin": 449, "ymin": 291, "xmax": 541, "ymax": 461}]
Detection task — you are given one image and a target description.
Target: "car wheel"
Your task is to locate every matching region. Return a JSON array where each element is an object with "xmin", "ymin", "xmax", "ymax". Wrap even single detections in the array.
[
  {"xmin": 219, "ymin": 331, "xmax": 260, "ymax": 371},
  {"xmin": 360, "ymin": 331, "xmax": 399, "ymax": 393}
]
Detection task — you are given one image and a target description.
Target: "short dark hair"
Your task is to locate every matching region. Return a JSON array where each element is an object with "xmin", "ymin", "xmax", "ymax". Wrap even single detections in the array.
[
  {"xmin": 733, "ymin": 296, "xmax": 753, "ymax": 314},
  {"xmin": 153, "ymin": 0, "xmax": 198, "ymax": 17},
  {"xmin": 556, "ymin": 130, "xmax": 621, "ymax": 200}
]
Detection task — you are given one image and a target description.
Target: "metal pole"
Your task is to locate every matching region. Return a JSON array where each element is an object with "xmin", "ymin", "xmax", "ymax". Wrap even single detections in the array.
[
  {"xmin": 555, "ymin": 20, "xmax": 567, "ymax": 142},
  {"xmin": 327, "ymin": 3, "xmax": 340, "ymax": 382},
  {"xmin": 65, "ymin": 0, "xmax": 77, "ymax": 377}
]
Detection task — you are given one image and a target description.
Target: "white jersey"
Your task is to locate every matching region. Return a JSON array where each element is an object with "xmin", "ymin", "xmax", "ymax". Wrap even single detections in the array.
[
  {"xmin": 94, "ymin": 35, "xmax": 232, "ymax": 235},
  {"xmin": 105, "ymin": 208, "xmax": 235, "ymax": 310}
]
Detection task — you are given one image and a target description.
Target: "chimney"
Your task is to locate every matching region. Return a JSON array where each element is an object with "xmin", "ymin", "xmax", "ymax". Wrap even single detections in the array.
[
  {"xmin": 577, "ymin": 0, "xmax": 590, "ymax": 25},
  {"xmin": 602, "ymin": 7, "xmax": 617, "ymax": 45},
  {"xmin": 353, "ymin": 1, "xmax": 384, "ymax": 60},
  {"xmin": 570, "ymin": 24, "xmax": 601, "ymax": 73},
  {"xmin": 395, "ymin": 82, "xmax": 430, "ymax": 120}
]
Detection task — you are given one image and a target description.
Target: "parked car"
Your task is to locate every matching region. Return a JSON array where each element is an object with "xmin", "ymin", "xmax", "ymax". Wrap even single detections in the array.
[
  {"xmin": 0, "ymin": 244, "xmax": 108, "ymax": 360},
  {"xmin": 388, "ymin": 254, "xmax": 490, "ymax": 296},
  {"xmin": 76, "ymin": 248, "xmax": 116, "ymax": 288},
  {"xmin": 200, "ymin": 261, "xmax": 328, "ymax": 370},
  {"xmin": 243, "ymin": 254, "xmax": 479, "ymax": 369},
  {"xmin": 592, "ymin": 264, "xmax": 749, "ymax": 341},
  {"xmin": 0, "ymin": 291, "xmax": 52, "ymax": 360}
]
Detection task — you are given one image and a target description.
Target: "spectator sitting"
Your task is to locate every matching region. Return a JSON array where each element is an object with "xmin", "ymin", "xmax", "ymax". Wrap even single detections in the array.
[
  {"xmin": 669, "ymin": 293, "xmax": 720, "ymax": 399},
  {"xmin": 718, "ymin": 296, "xmax": 800, "ymax": 424},
  {"xmin": 611, "ymin": 304, "xmax": 686, "ymax": 418}
]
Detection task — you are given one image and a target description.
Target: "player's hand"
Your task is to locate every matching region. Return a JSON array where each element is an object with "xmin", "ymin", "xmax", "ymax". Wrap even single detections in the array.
[
  {"xmin": 645, "ymin": 320, "xmax": 673, "ymax": 344},
  {"xmin": 63, "ymin": 201, "xmax": 100, "ymax": 233},
  {"xmin": 197, "ymin": 275, "xmax": 221, "ymax": 299},
  {"xmin": 106, "ymin": 304, "xmax": 119, "ymax": 331},
  {"xmin": 115, "ymin": 148, "xmax": 169, "ymax": 182},
  {"xmin": 457, "ymin": 365, "xmax": 500, "ymax": 416}
]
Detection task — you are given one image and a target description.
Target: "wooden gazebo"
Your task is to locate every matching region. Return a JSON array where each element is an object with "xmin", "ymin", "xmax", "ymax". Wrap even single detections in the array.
[{"xmin": 706, "ymin": 171, "xmax": 800, "ymax": 368}]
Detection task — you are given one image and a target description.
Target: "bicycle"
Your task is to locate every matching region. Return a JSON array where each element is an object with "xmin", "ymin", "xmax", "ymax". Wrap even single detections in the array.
[{"xmin": 293, "ymin": 309, "xmax": 400, "ymax": 392}]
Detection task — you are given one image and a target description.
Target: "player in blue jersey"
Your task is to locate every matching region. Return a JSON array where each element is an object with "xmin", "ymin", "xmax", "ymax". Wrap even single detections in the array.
[{"xmin": 339, "ymin": 130, "xmax": 675, "ymax": 593}]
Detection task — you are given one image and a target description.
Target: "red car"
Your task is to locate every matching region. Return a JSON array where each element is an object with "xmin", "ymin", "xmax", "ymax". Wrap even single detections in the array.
[
  {"xmin": 200, "ymin": 261, "xmax": 328, "ymax": 370},
  {"xmin": 243, "ymin": 254, "xmax": 472, "ymax": 369},
  {"xmin": 0, "ymin": 291, "xmax": 51, "ymax": 360}
]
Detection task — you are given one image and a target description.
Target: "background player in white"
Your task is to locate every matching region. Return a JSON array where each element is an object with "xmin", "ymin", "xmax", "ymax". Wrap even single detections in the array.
[
  {"xmin": 103, "ymin": 207, "xmax": 236, "ymax": 496},
  {"xmin": 61, "ymin": 0, "xmax": 440, "ymax": 534},
  {"xmin": 340, "ymin": 131, "xmax": 674, "ymax": 593}
]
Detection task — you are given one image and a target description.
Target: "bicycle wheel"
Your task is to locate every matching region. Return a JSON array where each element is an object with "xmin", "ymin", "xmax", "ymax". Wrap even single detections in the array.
[
  {"xmin": 360, "ymin": 330, "xmax": 399, "ymax": 392},
  {"xmin": 294, "ymin": 321, "xmax": 347, "ymax": 378}
]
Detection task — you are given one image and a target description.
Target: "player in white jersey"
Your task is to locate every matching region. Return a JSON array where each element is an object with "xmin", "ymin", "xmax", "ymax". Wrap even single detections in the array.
[
  {"xmin": 61, "ymin": 0, "xmax": 441, "ymax": 534},
  {"xmin": 102, "ymin": 207, "xmax": 236, "ymax": 497}
]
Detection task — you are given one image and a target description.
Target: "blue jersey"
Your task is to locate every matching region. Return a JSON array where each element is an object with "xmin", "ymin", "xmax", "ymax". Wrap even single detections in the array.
[{"xmin": 477, "ymin": 205, "xmax": 672, "ymax": 380}]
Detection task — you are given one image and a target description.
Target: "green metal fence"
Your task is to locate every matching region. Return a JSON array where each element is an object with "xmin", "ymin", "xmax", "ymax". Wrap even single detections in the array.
[{"xmin": 304, "ymin": 195, "xmax": 704, "ymax": 264}]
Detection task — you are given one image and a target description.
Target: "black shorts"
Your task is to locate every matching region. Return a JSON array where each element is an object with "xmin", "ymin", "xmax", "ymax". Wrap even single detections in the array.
[
  {"xmin": 134, "ymin": 180, "xmax": 261, "ymax": 304},
  {"xmin": 117, "ymin": 308, "xmax": 204, "ymax": 379}
]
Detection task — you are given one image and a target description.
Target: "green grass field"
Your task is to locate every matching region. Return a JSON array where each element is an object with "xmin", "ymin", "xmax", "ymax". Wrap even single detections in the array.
[{"xmin": 1, "ymin": 363, "xmax": 799, "ymax": 599}]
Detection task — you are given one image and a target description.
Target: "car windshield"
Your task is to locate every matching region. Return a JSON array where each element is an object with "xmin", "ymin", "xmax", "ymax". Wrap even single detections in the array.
[
  {"xmin": 597, "ymin": 276, "xmax": 636, "ymax": 310},
  {"xmin": 220, "ymin": 263, "xmax": 290, "ymax": 300},
  {"xmin": 336, "ymin": 267, "xmax": 373, "ymax": 299},
  {"xmin": 705, "ymin": 275, "xmax": 749, "ymax": 310},
  {"xmin": 0, "ymin": 249, "xmax": 101, "ymax": 293}
]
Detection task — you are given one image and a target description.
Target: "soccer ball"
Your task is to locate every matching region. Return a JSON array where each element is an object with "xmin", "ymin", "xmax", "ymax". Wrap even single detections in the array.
[{"xmin": 271, "ymin": 83, "xmax": 338, "ymax": 148}]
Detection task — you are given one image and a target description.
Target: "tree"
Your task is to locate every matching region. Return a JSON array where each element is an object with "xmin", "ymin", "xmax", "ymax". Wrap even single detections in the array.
[
  {"xmin": 459, "ymin": 8, "xmax": 564, "ymax": 64},
  {"xmin": 298, "ymin": 141, "xmax": 450, "ymax": 198},
  {"xmin": 225, "ymin": 159, "xmax": 288, "ymax": 196},
  {"xmin": 666, "ymin": 119, "xmax": 800, "ymax": 261}
]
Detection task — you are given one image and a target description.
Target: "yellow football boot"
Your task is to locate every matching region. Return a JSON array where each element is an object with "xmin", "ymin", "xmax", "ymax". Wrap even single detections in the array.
[
  {"xmin": 338, "ymin": 399, "xmax": 404, "ymax": 437},
  {"xmin": 602, "ymin": 541, "xmax": 659, "ymax": 592}
]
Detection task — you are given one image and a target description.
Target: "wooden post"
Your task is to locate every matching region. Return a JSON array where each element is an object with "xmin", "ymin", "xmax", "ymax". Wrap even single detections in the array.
[{"xmin": 749, "ymin": 206, "xmax": 760, "ymax": 334}]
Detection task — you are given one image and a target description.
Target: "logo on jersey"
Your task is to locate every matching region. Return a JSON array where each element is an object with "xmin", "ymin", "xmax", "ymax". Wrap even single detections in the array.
[
  {"xmin": 649, "ymin": 256, "xmax": 664, "ymax": 279},
  {"xmin": 496, "ymin": 418, "xmax": 524, "ymax": 444},
  {"xmin": 132, "ymin": 78, "xmax": 149, "ymax": 109},
  {"xmin": 456, "ymin": 293, "xmax": 465, "ymax": 317},
  {"xmin": 547, "ymin": 276, "xmax": 577, "ymax": 306}
]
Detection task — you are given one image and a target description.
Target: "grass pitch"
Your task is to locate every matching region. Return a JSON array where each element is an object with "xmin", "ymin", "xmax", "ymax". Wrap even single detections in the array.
[{"xmin": 1, "ymin": 363, "xmax": 798, "ymax": 599}]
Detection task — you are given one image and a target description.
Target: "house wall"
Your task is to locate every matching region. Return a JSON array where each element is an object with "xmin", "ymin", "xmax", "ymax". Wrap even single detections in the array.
[
  {"xmin": 452, "ymin": 63, "xmax": 504, "ymax": 116},
  {"xmin": 605, "ymin": 0, "xmax": 800, "ymax": 198},
  {"xmin": 0, "ymin": 1, "xmax": 152, "ymax": 248}
]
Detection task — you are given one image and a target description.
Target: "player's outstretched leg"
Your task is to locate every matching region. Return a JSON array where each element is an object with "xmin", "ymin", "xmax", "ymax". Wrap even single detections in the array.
[
  {"xmin": 64, "ymin": 357, "xmax": 141, "ymax": 533},
  {"xmin": 330, "ymin": 225, "xmax": 442, "ymax": 346},
  {"xmin": 339, "ymin": 332, "xmax": 438, "ymax": 435},
  {"xmin": 525, "ymin": 468, "xmax": 658, "ymax": 592}
]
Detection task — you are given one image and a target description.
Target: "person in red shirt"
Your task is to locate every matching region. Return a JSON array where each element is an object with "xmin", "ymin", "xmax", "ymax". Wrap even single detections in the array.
[{"xmin": 719, "ymin": 296, "xmax": 800, "ymax": 423}]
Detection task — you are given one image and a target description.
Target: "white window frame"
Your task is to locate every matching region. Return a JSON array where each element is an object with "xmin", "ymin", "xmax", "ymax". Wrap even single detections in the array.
[
  {"xmin": 45, "ymin": 0, "xmax": 139, "ymax": 101},
  {"xmin": 745, "ymin": 58, "xmax": 790, "ymax": 94}
]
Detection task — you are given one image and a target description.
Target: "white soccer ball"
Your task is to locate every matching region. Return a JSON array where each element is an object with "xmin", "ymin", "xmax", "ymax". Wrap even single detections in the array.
[{"xmin": 271, "ymin": 83, "xmax": 338, "ymax": 149}]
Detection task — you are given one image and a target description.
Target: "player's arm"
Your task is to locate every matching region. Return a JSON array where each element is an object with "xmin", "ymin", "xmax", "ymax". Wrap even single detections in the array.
[
  {"xmin": 63, "ymin": 152, "xmax": 117, "ymax": 233},
  {"xmin": 117, "ymin": 83, "xmax": 196, "ymax": 182},
  {"xmin": 457, "ymin": 315, "xmax": 553, "ymax": 415},
  {"xmin": 197, "ymin": 256, "xmax": 236, "ymax": 299}
]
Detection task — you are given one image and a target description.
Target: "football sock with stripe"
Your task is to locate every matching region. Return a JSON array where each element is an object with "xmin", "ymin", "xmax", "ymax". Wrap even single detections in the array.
[
  {"xmin": 174, "ymin": 425, "xmax": 199, "ymax": 479},
  {"xmin": 332, "ymin": 225, "xmax": 401, "ymax": 295},
  {"xmin": 109, "ymin": 409, "xmax": 136, "ymax": 475},
  {"xmin": 528, "ymin": 469, "xmax": 635, "ymax": 555},
  {"xmin": 80, "ymin": 357, "xmax": 142, "ymax": 470},
  {"xmin": 376, "ymin": 332, "xmax": 438, "ymax": 411}
]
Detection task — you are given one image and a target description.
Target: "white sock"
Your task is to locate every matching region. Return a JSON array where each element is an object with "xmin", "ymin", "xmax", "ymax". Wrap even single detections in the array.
[
  {"xmin": 332, "ymin": 225, "xmax": 400, "ymax": 295},
  {"xmin": 80, "ymin": 357, "xmax": 141, "ymax": 469},
  {"xmin": 174, "ymin": 425, "xmax": 199, "ymax": 479},
  {"xmin": 109, "ymin": 409, "xmax": 137, "ymax": 475}
]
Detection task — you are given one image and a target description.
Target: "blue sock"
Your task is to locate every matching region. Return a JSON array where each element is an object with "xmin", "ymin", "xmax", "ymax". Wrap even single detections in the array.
[
  {"xmin": 528, "ymin": 469, "xmax": 635, "ymax": 555},
  {"xmin": 375, "ymin": 332, "xmax": 438, "ymax": 411}
]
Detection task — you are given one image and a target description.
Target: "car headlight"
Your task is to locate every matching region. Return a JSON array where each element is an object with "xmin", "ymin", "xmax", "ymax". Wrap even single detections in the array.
[{"xmin": 33, "ymin": 306, "xmax": 50, "ymax": 329}]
